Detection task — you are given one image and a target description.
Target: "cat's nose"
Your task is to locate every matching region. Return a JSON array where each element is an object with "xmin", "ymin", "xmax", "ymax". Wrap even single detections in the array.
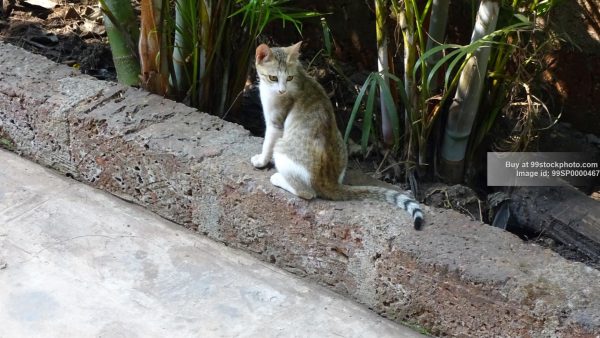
[{"xmin": 278, "ymin": 89, "xmax": 286, "ymax": 95}]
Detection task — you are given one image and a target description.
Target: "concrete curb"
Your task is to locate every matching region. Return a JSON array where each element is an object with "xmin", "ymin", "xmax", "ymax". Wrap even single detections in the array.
[{"xmin": 1, "ymin": 42, "xmax": 599, "ymax": 336}]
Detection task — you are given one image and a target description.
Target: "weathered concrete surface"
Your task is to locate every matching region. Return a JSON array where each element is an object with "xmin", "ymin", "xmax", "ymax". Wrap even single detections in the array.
[
  {"xmin": 0, "ymin": 149, "xmax": 424, "ymax": 337},
  {"xmin": 0, "ymin": 42, "xmax": 599, "ymax": 337}
]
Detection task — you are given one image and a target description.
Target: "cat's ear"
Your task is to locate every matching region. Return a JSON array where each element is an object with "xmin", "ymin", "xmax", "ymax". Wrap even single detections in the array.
[
  {"xmin": 287, "ymin": 41, "xmax": 302, "ymax": 62},
  {"xmin": 256, "ymin": 44, "xmax": 272, "ymax": 64}
]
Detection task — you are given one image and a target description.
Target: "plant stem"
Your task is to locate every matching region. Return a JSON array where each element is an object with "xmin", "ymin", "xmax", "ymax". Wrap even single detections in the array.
[
  {"xmin": 425, "ymin": 0, "xmax": 449, "ymax": 94},
  {"xmin": 100, "ymin": 0, "xmax": 140, "ymax": 86},
  {"xmin": 376, "ymin": 0, "xmax": 393, "ymax": 146},
  {"xmin": 440, "ymin": 0, "xmax": 500, "ymax": 183}
]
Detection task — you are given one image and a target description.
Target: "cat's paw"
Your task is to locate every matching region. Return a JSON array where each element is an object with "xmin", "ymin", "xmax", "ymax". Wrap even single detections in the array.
[{"xmin": 251, "ymin": 154, "xmax": 270, "ymax": 168}]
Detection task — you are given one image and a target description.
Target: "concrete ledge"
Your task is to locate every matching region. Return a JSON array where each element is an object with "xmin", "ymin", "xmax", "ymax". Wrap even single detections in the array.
[{"xmin": 1, "ymin": 42, "xmax": 599, "ymax": 336}]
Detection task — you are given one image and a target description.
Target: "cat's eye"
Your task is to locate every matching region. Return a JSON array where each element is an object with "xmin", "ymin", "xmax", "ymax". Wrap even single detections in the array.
[
  {"xmin": 286, "ymin": 76, "xmax": 294, "ymax": 81},
  {"xmin": 268, "ymin": 75, "xmax": 278, "ymax": 82}
]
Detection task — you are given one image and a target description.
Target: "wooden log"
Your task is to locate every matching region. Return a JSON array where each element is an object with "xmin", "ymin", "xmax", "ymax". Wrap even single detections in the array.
[{"xmin": 510, "ymin": 185, "xmax": 600, "ymax": 261}]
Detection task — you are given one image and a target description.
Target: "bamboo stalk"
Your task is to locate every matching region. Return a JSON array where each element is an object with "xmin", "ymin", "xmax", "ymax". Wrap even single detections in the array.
[
  {"xmin": 440, "ymin": 0, "xmax": 500, "ymax": 183},
  {"xmin": 425, "ymin": 0, "xmax": 449, "ymax": 94},
  {"xmin": 399, "ymin": 2, "xmax": 419, "ymax": 170},
  {"xmin": 100, "ymin": 0, "xmax": 140, "ymax": 86},
  {"xmin": 139, "ymin": 0, "xmax": 169, "ymax": 95},
  {"xmin": 172, "ymin": 0, "xmax": 196, "ymax": 97},
  {"xmin": 376, "ymin": 0, "xmax": 393, "ymax": 146}
]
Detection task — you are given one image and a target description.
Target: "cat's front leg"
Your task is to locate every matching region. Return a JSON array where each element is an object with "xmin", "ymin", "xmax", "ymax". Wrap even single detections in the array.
[{"xmin": 252, "ymin": 122, "xmax": 283, "ymax": 168}]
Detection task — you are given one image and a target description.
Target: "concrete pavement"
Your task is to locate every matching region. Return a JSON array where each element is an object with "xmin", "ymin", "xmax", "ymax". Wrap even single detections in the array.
[{"xmin": 0, "ymin": 149, "xmax": 425, "ymax": 338}]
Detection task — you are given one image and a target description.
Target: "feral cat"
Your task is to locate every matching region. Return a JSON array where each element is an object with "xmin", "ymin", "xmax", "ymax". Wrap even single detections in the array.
[{"xmin": 252, "ymin": 42, "xmax": 424, "ymax": 230}]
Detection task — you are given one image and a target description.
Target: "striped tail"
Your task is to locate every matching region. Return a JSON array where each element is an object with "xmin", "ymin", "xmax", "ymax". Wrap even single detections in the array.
[{"xmin": 317, "ymin": 184, "xmax": 424, "ymax": 230}]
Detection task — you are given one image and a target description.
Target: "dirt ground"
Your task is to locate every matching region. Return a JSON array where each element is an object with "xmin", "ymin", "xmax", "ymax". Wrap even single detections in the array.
[{"xmin": 0, "ymin": 0, "xmax": 115, "ymax": 80}]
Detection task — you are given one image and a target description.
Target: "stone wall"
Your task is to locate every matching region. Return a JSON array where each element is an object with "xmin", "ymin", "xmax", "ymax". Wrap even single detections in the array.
[{"xmin": 1, "ymin": 42, "xmax": 599, "ymax": 336}]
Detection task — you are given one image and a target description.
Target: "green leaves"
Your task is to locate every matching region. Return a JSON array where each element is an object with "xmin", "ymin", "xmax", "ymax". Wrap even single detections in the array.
[
  {"xmin": 320, "ymin": 17, "xmax": 333, "ymax": 56},
  {"xmin": 414, "ymin": 17, "xmax": 532, "ymax": 92},
  {"xmin": 345, "ymin": 73, "xmax": 373, "ymax": 149},
  {"xmin": 101, "ymin": 0, "xmax": 319, "ymax": 116},
  {"xmin": 344, "ymin": 72, "xmax": 406, "ymax": 153},
  {"xmin": 230, "ymin": 0, "xmax": 321, "ymax": 37},
  {"xmin": 341, "ymin": 0, "xmax": 559, "ymax": 182},
  {"xmin": 362, "ymin": 78, "xmax": 376, "ymax": 152}
]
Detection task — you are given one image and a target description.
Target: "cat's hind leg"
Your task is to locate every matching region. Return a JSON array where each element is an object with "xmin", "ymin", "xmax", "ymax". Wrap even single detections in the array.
[
  {"xmin": 271, "ymin": 152, "xmax": 316, "ymax": 199},
  {"xmin": 270, "ymin": 173, "xmax": 316, "ymax": 200}
]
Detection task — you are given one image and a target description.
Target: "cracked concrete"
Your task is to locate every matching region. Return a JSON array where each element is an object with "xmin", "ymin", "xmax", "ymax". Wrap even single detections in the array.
[{"xmin": 1, "ymin": 42, "xmax": 599, "ymax": 336}]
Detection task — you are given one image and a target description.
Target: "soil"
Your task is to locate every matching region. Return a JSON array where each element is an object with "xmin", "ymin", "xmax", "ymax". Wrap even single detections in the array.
[
  {"xmin": 1, "ymin": 1, "xmax": 599, "ymax": 270},
  {"xmin": 0, "ymin": 0, "xmax": 115, "ymax": 81}
]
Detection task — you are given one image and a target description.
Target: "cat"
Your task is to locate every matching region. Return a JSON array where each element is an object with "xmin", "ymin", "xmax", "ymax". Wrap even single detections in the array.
[{"xmin": 251, "ymin": 42, "xmax": 424, "ymax": 230}]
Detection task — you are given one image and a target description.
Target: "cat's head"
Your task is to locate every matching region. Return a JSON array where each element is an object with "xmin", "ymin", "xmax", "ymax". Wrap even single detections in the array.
[{"xmin": 255, "ymin": 42, "xmax": 302, "ymax": 96}]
